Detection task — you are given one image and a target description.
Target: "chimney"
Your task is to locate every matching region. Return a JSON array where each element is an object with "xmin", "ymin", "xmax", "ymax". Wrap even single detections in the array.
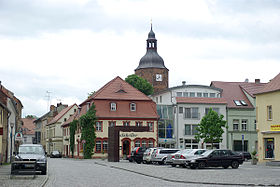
[
  {"xmin": 50, "ymin": 105, "xmax": 55, "ymax": 111},
  {"xmin": 182, "ymin": 81, "xmax": 186, "ymax": 86},
  {"xmin": 255, "ymin": 79, "xmax": 260, "ymax": 84}
]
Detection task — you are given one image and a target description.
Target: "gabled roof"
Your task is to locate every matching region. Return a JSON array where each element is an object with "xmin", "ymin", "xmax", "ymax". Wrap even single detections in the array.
[
  {"xmin": 61, "ymin": 110, "xmax": 79, "ymax": 127},
  {"xmin": 81, "ymin": 76, "xmax": 152, "ymax": 105},
  {"xmin": 239, "ymin": 82, "xmax": 267, "ymax": 98},
  {"xmin": 256, "ymin": 73, "xmax": 280, "ymax": 94},
  {"xmin": 211, "ymin": 81, "xmax": 258, "ymax": 109},
  {"xmin": 176, "ymin": 97, "xmax": 227, "ymax": 105},
  {"xmin": 47, "ymin": 104, "xmax": 77, "ymax": 125},
  {"xmin": 21, "ymin": 118, "xmax": 36, "ymax": 135}
]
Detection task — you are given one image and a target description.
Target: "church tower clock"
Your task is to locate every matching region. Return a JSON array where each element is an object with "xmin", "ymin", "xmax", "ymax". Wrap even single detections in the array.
[{"xmin": 135, "ymin": 25, "xmax": 169, "ymax": 93}]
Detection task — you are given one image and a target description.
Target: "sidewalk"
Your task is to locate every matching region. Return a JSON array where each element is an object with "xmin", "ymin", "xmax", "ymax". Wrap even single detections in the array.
[{"xmin": 0, "ymin": 164, "xmax": 48, "ymax": 187}]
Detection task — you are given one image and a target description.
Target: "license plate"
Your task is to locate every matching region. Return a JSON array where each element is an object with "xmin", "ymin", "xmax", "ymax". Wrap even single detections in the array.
[{"xmin": 25, "ymin": 164, "xmax": 34, "ymax": 168}]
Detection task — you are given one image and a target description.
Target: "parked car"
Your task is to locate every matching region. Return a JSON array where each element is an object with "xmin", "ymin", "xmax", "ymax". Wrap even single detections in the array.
[
  {"xmin": 143, "ymin": 148, "xmax": 159, "ymax": 164},
  {"xmin": 171, "ymin": 149, "xmax": 206, "ymax": 167},
  {"xmin": 151, "ymin": 148, "xmax": 180, "ymax": 165},
  {"xmin": 165, "ymin": 150, "xmax": 181, "ymax": 165},
  {"xmin": 130, "ymin": 147, "xmax": 147, "ymax": 164},
  {"xmin": 185, "ymin": 149, "xmax": 244, "ymax": 169},
  {"xmin": 50, "ymin": 151, "xmax": 62, "ymax": 158},
  {"xmin": 235, "ymin": 151, "xmax": 252, "ymax": 160},
  {"xmin": 11, "ymin": 144, "xmax": 47, "ymax": 175}
]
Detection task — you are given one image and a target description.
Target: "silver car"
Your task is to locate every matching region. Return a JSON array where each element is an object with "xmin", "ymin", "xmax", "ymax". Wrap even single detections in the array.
[
  {"xmin": 143, "ymin": 148, "xmax": 161, "ymax": 164},
  {"xmin": 151, "ymin": 148, "xmax": 180, "ymax": 165},
  {"xmin": 171, "ymin": 149, "xmax": 206, "ymax": 167}
]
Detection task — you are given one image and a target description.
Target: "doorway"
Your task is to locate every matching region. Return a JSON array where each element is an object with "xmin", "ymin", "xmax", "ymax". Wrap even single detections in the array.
[{"xmin": 122, "ymin": 140, "xmax": 130, "ymax": 158}]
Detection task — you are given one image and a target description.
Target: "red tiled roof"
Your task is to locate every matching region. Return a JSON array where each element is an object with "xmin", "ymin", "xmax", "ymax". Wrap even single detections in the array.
[
  {"xmin": 211, "ymin": 81, "xmax": 257, "ymax": 109},
  {"xmin": 61, "ymin": 110, "xmax": 79, "ymax": 127},
  {"xmin": 256, "ymin": 73, "xmax": 280, "ymax": 94},
  {"xmin": 21, "ymin": 118, "xmax": 36, "ymax": 135},
  {"xmin": 176, "ymin": 97, "xmax": 227, "ymax": 104},
  {"xmin": 78, "ymin": 76, "xmax": 159, "ymax": 119},
  {"xmin": 81, "ymin": 76, "xmax": 152, "ymax": 105},
  {"xmin": 239, "ymin": 83, "xmax": 267, "ymax": 98},
  {"xmin": 48, "ymin": 104, "xmax": 77, "ymax": 125}
]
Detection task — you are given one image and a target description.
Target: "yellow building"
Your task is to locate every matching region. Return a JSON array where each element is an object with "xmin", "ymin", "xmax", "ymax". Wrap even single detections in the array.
[{"xmin": 256, "ymin": 73, "xmax": 280, "ymax": 163}]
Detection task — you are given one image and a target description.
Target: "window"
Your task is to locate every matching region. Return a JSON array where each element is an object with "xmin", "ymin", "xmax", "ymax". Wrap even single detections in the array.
[
  {"xmin": 184, "ymin": 108, "xmax": 199, "ymax": 119},
  {"xmin": 183, "ymin": 92, "xmax": 188, "ymax": 97},
  {"xmin": 184, "ymin": 139, "xmax": 199, "ymax": 149},
  {"xmin": 205, "ymin": 108, "xmax": 219, "ymax": 115},
  {"xmin": 123, "ymin": 121, "xmax": 130, "ymax": 126},
  {"xmin": 192, "ymin": 125, "xmax": 198, "ymax": 135},
  {"xmin": 241, "ymin": 120, "xmax": 247, "ymax": 131},
  {"xmin": 233, "ymin": 120, "xmax": 239, "ymax": 131},
  {"xmin": 96, "ymin": 140, "xmax": 101, "ymax": 152},
  {"xmin": 156, "ymin": 97, "xmax": 158, "ymax": 103},
  {"xmin": 267, "ymin": 105, "xmax": 272, "ymax": 120},
  {"xmin": 160, "ymin": 96, "xmax": 162, "ymax": 103},
  {"xmin": 234, "ymin": 100, "xmax": 242, "ymax": 106},
  {"xmin": 240, "ymin": 100, "xmax": 248, "ymax": 106},
  {"xmin": 110, "ymin": 103, "xmax": 116, "ymax": 111},
  {"xmin": 136, "ymin": 121, "xmax": 142, "ymax": 127},
  {"xmin": 148, "ymin": 140, "xmax": 154, "ymax": 148},
  {"xmin": 96, "ymin": 121, "xmax": 103, "ymax": 132},
  {"xmin": 148, "ymin": 122, "xmax": 154, "ymax": 132},
  {"xmin": 64, "ymin": 118, "xmax": 67, "ymax": 122},
  {"xmin": 179, "ymin": 107, "xmax": 183, "ymax": 114},
  {"xmin": 197, "ymin": 92, "xmax": 202, "ymax": 97},
  {"xmin": 109, "ymin": 121, "xmax": 116, "ymax": 127},
  {"xmin": 130, "ymin": 103, "xmax": 136, "ymax": 111},
  {"xmin": 254, "ymin": 120, "xmax": 257, "ymax": 130},
  {"xmin": 264, "ymin": 138, "xmax": 274, "ymax": 158},
  {"xmin": 203, "ymin": 93, "xmax": 208, "ymax": 97},
  {"xmin": 190, "ymin": 92, "xmax": 195, "ymax": 97},
  {"xmin": 103, "ymin": 140, "xmax": 108, "ymax": 152},
  {"xmin": 210, "ymin": 93, "xmax": 216, "ymax": 98},
  {"xmin": 135, "ymin": 140, "xmax": 140, "ymax": 147},
  {"xmin": 142, "ymin": 140, "xmax": 147, "ymax": 148},
  {"xmin": 185, "ymin": 124, "xmax": 191, "ymax": 135},
  {"xmin": 177, "ymin": 92, "xmax": 183, "ymax": 97}
]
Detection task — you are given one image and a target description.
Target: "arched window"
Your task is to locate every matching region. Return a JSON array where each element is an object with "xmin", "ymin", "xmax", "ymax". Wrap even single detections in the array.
[{"xmin": 135, "ymin": 140, "xmax": 141, "ymax": 148}]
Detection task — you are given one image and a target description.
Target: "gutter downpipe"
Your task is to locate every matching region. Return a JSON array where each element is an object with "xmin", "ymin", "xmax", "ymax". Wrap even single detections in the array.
[{"xmin": 6, "ymin": 112, "xmax": 11, "ymax": 163}]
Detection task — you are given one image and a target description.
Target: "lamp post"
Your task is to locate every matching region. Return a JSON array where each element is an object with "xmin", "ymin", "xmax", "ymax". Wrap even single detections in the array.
[{"xmin": 10, "ymin": 123, "xmax": 14, "ymax": 163}]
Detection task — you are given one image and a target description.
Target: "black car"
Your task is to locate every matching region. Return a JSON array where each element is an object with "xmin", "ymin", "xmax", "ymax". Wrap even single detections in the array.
[
  {"xmin": 235, "ymin": 151, "xmax": 252, "ymax": 160},
  {"xmin": 11, "ymin": 144, "xmax": 47, "ymax": 175},
  {"xmin": 50, "ymin": 151, "xmax": 62, "ymax": 158},
  {"xmin": 130, "ymin": 147, "xmax": 147, "ymax": 164},
  {"xmin": 185, "ymin": 149, "xmax": 244, "ymax": 169}
]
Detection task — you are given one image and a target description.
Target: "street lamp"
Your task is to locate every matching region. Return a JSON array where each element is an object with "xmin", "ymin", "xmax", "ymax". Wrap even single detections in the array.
[{"xmin": 10, "ymin": 123, "xmax": 14, "ymax": 163}]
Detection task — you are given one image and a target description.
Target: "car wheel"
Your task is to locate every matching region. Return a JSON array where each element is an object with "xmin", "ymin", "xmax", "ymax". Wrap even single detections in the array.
[
  {"xmin": 182, "ymin": 165, "xmax": 187, "ymax": 168},
  {"xmin": 190, "ymin": 165, "xmax": 197, "ymax": 169},
  {"xmin": 143, "ymin": 160, "xmax": 147, "ymax": 164},
  {"xmin": 223, "ymin": 165, "xmax": 229, "ymax": 169},
  {"xmin": 198, "ymin": 162, "xmax": 206, "ymax": 169},
  {"xmin": 136, "ymin": 160, "xmax": 141, "ymax": 164},
  {"xmin": 231, "ymin": 161, "xmax": 239, "ymax": 169},
  {"xmin": 171, "ymin": 164, "xmax": 176, "ymax": 167}
]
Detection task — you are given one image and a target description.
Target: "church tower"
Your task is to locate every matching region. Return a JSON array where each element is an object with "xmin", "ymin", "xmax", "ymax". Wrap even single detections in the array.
[{"xmin": 135, "ymin": 25, "xmax": 169, "ymax": 93}]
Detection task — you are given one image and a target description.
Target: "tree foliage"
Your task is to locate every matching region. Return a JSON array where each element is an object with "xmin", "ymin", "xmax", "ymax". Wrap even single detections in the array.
[
  {"xmin": 70, "ymin": 119, "xmax": 78, "ymax": 158},
  {"xmin": 79, "ymin": 103, "xmax": 97, "ymax": 159},
  {"xmin": 125, "ymin": 74, "xmax": 154, "ymax": 95},
  {"xmin": 195, "ymin": 108, "xmax": 227, "ymax": 149}
]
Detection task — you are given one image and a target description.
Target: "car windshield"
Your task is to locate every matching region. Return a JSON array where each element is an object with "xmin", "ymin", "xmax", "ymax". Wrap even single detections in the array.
[
  {"xmin": 53, "ymin": 151, "xmax": 59, "ymax": 154},
  {"xmin": 19, "ymin": 146, "xmax": 44, "ymax": 155},
  {"xmin": 201, "ymin": 150, "xmax": 213, "ymax": 156},
  {"xmin": 181, "ymin": 149, "xmax": 192, "ymax": 154}
]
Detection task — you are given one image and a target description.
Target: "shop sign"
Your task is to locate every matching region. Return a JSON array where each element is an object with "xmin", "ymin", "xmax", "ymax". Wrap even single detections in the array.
[
  {"xmin": 120, "ymin": 133, "xmax": 138, "ymax": 138},
  {"xmin": 270, "ymin": 125, "xmax": 280, "ymax": 131},
  {"xmin": 15, "ymin": 132, "xmax": 23, "ymax": 141}
]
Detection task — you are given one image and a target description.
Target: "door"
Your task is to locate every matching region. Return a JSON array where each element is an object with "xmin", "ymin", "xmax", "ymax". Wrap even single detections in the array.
[
  {"xmin": 207, "ymin": 150, "xmax": 221, "ymax": 167},
  {"xmin": 122, "ymin": 140, "xmax": 130, "ymax": 156}
]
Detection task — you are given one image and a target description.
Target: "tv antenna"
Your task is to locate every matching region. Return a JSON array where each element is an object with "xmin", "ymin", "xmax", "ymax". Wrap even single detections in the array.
[{"xmin": 45, "ymin": 91, "xmax": 52, "ymax": 112}]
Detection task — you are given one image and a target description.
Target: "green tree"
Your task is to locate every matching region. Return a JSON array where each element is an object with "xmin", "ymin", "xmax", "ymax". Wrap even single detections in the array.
[
  {"xmin": 195, "ymin": 108, "xmax": 227, "ymax": 149},
  {"xmin": 125, "ymin": 74, "xmax": 154, "ymax": 95},
  {"xmin": 70, "ymin": 119, "xmax": 78, "ymax": 158},
  {"xmin": 79, "ymin": 103, "xmax": 97, "ymax": 159},
  {"xmin": 25, "ymin": 115, "xmax": 37, "ymax": 119}
]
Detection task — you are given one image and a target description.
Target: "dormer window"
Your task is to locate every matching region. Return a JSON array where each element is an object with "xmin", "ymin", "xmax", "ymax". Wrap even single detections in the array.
[
  {"xmin": 110, "ymin": 103, "xmax": 116, "ymax": 111},
  {"xmin": 240, "ymin": 100, "xmax": 248, "ymax": 106},
  {"xmin": 130, "ymin": 103, "xmax": 136, "ymax": 111},
  {"xmin": 233, "ymin": 100, "xmax": 242, "ymax": 106}
]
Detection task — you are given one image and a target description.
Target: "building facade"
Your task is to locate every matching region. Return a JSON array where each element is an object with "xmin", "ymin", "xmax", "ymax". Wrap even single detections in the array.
[
  {"xmin": 211, "ymin": 80, "xmax": 266, "ymax": 153},
  {"xmin": 256, "ymin": 73, "xmax": 280, "ymax": 163},
  {"xmin": 46, "ymin": 104, "xmax": 78, "ymax": 154},
  {"xmin": 135, "ymin": 25, "xmax": 169, "ymax": 94},
  {"xmin": 21, "ymin": 117, "xmax": 36, "ymax": 144},
  {"xmin": 69, "ymin": 76, "xmax": 159, "ymax": 159},
  {"xmin": 151, "ymin": 82, "xmax": 227, "ymax": 149}
]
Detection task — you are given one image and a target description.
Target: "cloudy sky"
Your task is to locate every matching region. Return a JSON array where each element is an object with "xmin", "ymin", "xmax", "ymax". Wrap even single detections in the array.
[{"xmin": 1, "ymin": 0, "xmax": 280, "ymax": 117}]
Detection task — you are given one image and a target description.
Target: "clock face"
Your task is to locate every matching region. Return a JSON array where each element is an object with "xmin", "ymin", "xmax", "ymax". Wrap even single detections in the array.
[{"xmin": 156, "ymin": 74, "xmax": 162, "ymax": 81}]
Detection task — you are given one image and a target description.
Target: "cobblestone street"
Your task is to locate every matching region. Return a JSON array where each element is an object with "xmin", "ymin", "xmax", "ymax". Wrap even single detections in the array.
[{"xmin": 1, "ymin": 158, "xmax": 280, "ymax": 187}]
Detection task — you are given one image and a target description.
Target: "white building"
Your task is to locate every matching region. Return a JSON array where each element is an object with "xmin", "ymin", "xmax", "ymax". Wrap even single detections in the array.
[{"xmin": 151, "ymin": 82, "xmax": 227, "ymax": 149}]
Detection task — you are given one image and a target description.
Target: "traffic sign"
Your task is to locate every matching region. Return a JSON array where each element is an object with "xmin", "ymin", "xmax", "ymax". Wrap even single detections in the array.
[{"xmin": 82, "ymin": 139, "xmax": 86, "ymax": 144}]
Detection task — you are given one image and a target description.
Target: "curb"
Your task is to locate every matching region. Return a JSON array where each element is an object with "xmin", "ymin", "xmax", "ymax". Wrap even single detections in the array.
[
  {"xmin": 94, "ymin": 161, "xmax": 279, "ymax": 186},
  {"xmin": 40, "ymin": 175, "xmax": 49, "ymax": 187}
]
